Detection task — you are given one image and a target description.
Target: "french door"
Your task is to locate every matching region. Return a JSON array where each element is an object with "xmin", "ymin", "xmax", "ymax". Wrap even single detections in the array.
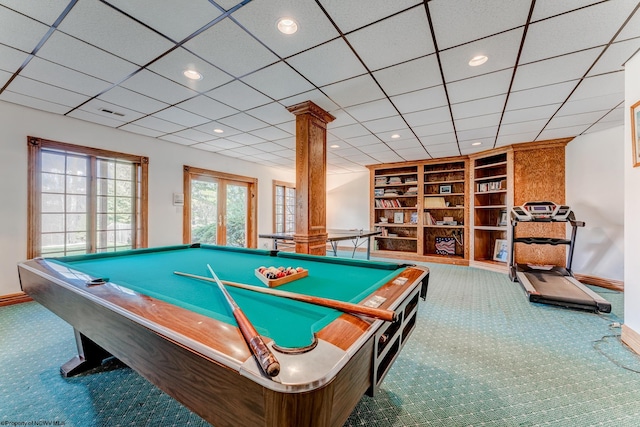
[{"xmin": 183, "ymin": 166, "xmax": 256, "ymax": 248}]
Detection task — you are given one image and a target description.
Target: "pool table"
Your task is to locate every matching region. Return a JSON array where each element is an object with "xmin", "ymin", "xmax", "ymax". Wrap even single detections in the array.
[{"xmin": 18, "ymin": 244, "xmax": 429, "ymax": 427}]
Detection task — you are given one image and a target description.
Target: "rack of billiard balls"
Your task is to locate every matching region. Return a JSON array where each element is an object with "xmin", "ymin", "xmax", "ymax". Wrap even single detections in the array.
[{"xmin": 255, "ymin": 266, "xmax": 308, "ymax": 287}]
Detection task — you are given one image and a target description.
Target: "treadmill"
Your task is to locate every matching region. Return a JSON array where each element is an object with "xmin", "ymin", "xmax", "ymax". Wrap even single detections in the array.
[{"xmin": 509, "ymin": 201, "xmax": 611, "ymax": 313}]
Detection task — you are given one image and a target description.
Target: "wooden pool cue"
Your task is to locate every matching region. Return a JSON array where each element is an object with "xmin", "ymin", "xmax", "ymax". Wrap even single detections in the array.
[
  {"xmin": 174, "ymin": 269, "xmax": 397, "ymax": 323},
  {"xmin": 206, "ymin": 266, "xmax": 280, "ymax": 378}
]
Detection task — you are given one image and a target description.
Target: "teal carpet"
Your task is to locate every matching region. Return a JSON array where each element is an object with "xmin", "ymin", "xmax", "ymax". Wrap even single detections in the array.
[{"xmin": 1, "ymin": 261, "xmax": 638, "ymax": 426}]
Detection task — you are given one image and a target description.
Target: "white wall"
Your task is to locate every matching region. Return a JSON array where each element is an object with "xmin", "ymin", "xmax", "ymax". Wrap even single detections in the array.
[
  {"xmin": 566, "ymin": 126, "xmax": 624, "ymax": 281},
  {"xmin": 624, "ymin": 52, "xmax": 640, "ymax": 333},
  {"xmin": 326, "ymin": 171, "xmax": 370, "ymax": 230},
  {"xmin": 0, "ymin": 101, "xmax": 293, "ymax": 296}
]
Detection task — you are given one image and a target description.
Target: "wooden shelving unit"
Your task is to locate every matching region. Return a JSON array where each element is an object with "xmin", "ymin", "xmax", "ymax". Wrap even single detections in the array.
[
  {"xmin": 371, "ymin": 165, "xmax": 420, "ymax": 255},
  {"xmin": 367, "ymin": 139, "xmax": 570, "ymax": 270},
  {"xmin": 422, "ymin": 159, "xmax": 469, "ymax": 263},
  {"xmin": 469, "ymin": 150, "xmax": 513, "ymax": 273}
]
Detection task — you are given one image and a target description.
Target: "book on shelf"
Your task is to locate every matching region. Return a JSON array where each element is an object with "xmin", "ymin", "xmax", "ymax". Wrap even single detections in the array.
[
  {"xmin": 424, "ymin": 211, "xmax": 436, "ymax": 225},
  {"xmin": 375, "ymin": 177, "xmax": 387, "ymax": 185},
  {"xmin": 388, "ymin": 176, "xmax": 402, "ymax": 184},
  {"xmin": 477, "ymin": 180, "xmax": 506, "ymax": 192},
  {"xmin": 375, "ymin": 199, "xmax": 403, "ymax": 208}
]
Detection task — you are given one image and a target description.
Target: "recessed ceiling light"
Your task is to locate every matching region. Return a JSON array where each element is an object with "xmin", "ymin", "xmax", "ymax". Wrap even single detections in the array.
[
  {"xmin": 330, "ymin": 144, "xmax": 340, "ymax": 148},
  {"xmin": 472, "ymin": 141, "xmax": 482, "ymax": 146},
  {"xmin": 468, "ymin": 55, "xmax": 488, "ymax": 67},
  {"xmin": 213, "ymin": 128, "xmax": 224, "ymax": 134},
  {"xmin": 391, "ymin": 134, "xmax": 401, "ymax": 139},
  {"xmin": 183, "ymin": 69, "xmax": 202, "ymax": 80},
  {"xmin": 277, "ymin": 17, "xmax": 298, "ymax": 35}
]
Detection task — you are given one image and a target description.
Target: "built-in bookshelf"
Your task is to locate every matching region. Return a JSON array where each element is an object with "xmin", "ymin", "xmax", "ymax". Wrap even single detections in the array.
[
  {"xmin": 469, "ymin": 150, "xmax": 513, "ymax": 272},
  {"xmin": 422, "ymin": 160, "xmax": 468, "ymax": 261},
  {"xmin": 371, "ymin": 166, "xmax": 419, "ymax": 254}
]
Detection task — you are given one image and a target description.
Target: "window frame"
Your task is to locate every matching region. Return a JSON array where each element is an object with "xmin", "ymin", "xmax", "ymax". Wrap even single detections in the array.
[
  {"xmin": 27, "ymin": 136, "xmax": 148, "ymax": 259},
  {"xmin": 272, "ymin": 180, "xmax": 295, "ymax": 234}
]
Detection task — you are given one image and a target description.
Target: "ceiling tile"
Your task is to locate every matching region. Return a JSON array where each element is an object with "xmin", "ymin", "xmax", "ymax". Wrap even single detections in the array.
[
  {"xmin": 447, "ymin": 69, "xmax": 512, "ymax": 104},
  {"xmin": 499, "ymin": 119, "xmax": 547, "ymax": 136},
  {"xmin": 547, "ymin": 110, "xmax": 611, "ymax": 130},
  {"xmin": 79, "ymin": 98, "xmax": 146, "ymax": 122},
  {"xmin": 344, "ymin": 134, "xmax": 381, "ymax": 147},
  {"xmin": 160, "ymin": 134, "xmax": 198, "ymax": 146},
  {"xmin": 19, "ymin": 56, "xmax": 112, "ymax": 96},
  {"xmin": 242, "ymin": 62, "xmax": 315, "ymax": 100},
  {"xmin": 0, "ymin": 90, "xmax": 70, "ymax": 114},
  {"xmin": 387, "ymin": 137, "xmax": 423, "ymax": 150},
  {"xmin": 152, "ymin": 106, "xmax": 210, "ymax": 127},
  {"xmin": 373, "ymin": 55, "xmax": 441, "ymax": 97},
  {"xmin": 346, "ymin": 7, "xmax": 434, "ymax": 71},
  {"xmin": 589, "ymin": 39, "xmax": 638, "ymax": 76},
  {"xmin": 98, "ymin": 86, "xmax": 169, "ymax": 114},
  {"xmin": 512, "ymin": 48, "xmax": 600, "ymax": 91},
  {"xmin": 218, "ymin": 112, "xmax": 268, "ymax": 132},
  {"xmin": 413, "ymin": 120, "xmax": 455, "ymax": 137},
  {"xmin": 344, "ymin": 98, "xmax": 397, "ymax": 122},
  {"xmin": 120, "ymin": 69, "xmax": 198, "ymax": 104},
  {"xmin": 231, "ymin": 0, "xmax": 339, "ymax": 58},
  {"xmin": 225, "ymin": 133, "xmax": 266, "ymax": 145},
  {"xmin": 572, "ymin": 72, "xmax": 624, "ymax": 101},
  {"xmin": 391, "ymin": 85, "xmax": 448, "ymax": 114},
  {"xmin": 203, "ymin": 139, "xmax": 244, "ymax": 150},
  {"xmin": 394, "ymin": 147, "xmax": 429, "ymax": 161},
  {"xmin": 404, "ymin": 106, "xmax": 451, "ymax": 127},
  {"xmin": 557, "ymin": 93, "xmax": 623, "ymax": 116},
  {"xmin": 363, "ymin": 116, "xmax": 408, "ymax": 133},
  {"xmin": 615, "ymin": 6, "xmax": 640, "ymax": 40},
  {"xmin": 317, "ymin": 0, "xmax": 422, "ymax": 34},
  {"xmin": 1, "ymin": 0, "xmax": 71, "ymax": 25},
  {"xmin": 36, "ymin": 31, "xmax": 139, "ymax": 83},
  {"xmin": 104, "ymin": 0, "xmax": 220, "ymax": 42},
  {"xmin": 130, "ymin": 115, "xmax": 185, "ymax": 133},
  {"xmin": 194, "ymin": 121, "xmax": 241, "ymax": 137},
  {"xmin": 329, "ymin": 123, "xmax": 370, "ymax": 139},
  {"xmin": 148, "ymin": 47, "xmax": 233, "ymax": 92},
  {"xmin": 6, "ymin": 75, "xmax": 88, "ymax": 107},
  {"xmin": 251, "ymin": 141, "xmax": 290, "ymax": 152},
  {"xmin": 246, "ymin": 102, "xmax": 294, "ymax": 125},
  {"xmin": 0, "ymin": 44, "xmax": 30, "ymax": 74},
  {"xmin": 506, "ymin": 81, "xmax": 576, "ymax": 110},
  {"xmin": 530, "ymin": 0, "xmax": 603, "ymax": 21},
  {"xmin": 537, "ymin": 124, "xmax": 590, "ymax": 140},
  {"xmin": 177, "ymin": 94, "xmax": 238, "ymax": 120},
  {"xmin": 451, "ymin": 95, "xmax": 506, "ymax": 120},
  {"xmin": 357, "ymin": 143, "xmax": 392, "ymax": 154},
  {"xmin": 206, "ymin": 80, "xmax": 272, "ymax": 111},
  {"xmin": 321, "ymin": 74, "xmax": 385, "ymax": 108},
  {"xmin": 520, "ymin": 1, "xmax": 638, "ymax": 63},
  {"xmin": 0, "ymin": 69, "xmax": 11, "ymax": 87},
  {"xmin": 120, "ymin": 122, "xmax": 165, "ymax": 138},
  {"xmin": 67, "ymin": 108, "xmax": 126, "ymax": 127},
  {"xmin": 503, "ymin": 103, "xmax": 562, "ymax": 125},
  {"xmin": 419, "ymin": 132, "xmax": 457, "ymax": 146},
  {"xmin": 184, "ymin": 18, "xmax": 279, "ymax": 77},
  {"xmin": 0, "ymin": 6, "xmax": 50, "ymax": 52},
  {"xmin": 192, "ymin": 143, "xmax": 223, "ymax": 153},
  {"xmin": 440, "ymin": 29, "xmax": 522, "ymax": 83},
  {"xmin": 457, "ymin": 125, "xmax": 499, "ymax": 142},
  {"xmin": 249, "ymin": 126, "xmax": 292, "ymax": 141},
  {"xmin": 429, "ymin": 0, "xmax": 530, "ymax": 50},
  {"xmin": 286, "ymin": 38, "xmax": 367, "ymax": 87},
  {"xmin": 173, "ymin": 128, "xmax": 217, "ymax": 143},
  {"xmin": 57, "ymin": 0, "xmax": 174, "ymax": 65},
  {"xmin": 496, "ymin": 131, "xmax": 541, "ymax": 146}
]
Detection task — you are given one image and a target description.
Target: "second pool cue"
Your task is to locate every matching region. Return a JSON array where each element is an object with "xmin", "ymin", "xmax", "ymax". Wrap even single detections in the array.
[{"xmin": 207, "ymin": 265, "xmax": 280, "ymax": 378}]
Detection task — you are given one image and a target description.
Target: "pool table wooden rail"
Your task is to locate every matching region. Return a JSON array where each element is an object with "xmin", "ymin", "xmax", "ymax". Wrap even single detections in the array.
[{"xmin": 18, "ymin": 257, "xmax": 428, "ymax": 427}]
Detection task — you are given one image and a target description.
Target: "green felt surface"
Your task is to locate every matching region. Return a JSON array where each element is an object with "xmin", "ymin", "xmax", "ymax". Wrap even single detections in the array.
[{"xmin": 49, "ymin": 245, "xmax": 405, "ymax": 349}]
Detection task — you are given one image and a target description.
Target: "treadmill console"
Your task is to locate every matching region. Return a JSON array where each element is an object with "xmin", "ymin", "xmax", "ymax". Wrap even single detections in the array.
[{"xmin": 511, "ymin": 201, "xmax": 572, "ymax": 222}]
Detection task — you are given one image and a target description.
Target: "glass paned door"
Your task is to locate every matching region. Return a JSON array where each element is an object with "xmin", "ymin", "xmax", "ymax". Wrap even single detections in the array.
[
  {"xmin": 190, "ymin": 178, "xmax": 219, "ymax": 245},
  {"xmin": 225, "ymin": 183, "xmax": 248, "ymax": 247}
]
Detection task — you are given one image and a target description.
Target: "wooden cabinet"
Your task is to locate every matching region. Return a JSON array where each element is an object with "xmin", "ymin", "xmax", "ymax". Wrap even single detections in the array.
[
  {"xmin": 371, "ymin": 165, "xmax": 419, "ymax": 255},
  {"xmin": 469, "ymin": 150, "xmax": 513, "ymax": 272}
]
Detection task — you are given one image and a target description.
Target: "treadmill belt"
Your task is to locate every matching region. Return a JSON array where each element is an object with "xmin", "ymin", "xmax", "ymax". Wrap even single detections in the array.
[{"xmin": 523, "ymin": 270, "xmax": 591, "ymax": 303}]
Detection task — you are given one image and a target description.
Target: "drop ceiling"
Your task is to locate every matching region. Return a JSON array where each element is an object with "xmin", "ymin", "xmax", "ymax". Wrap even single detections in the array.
[{"xmin": 1, "ymin": 0, "xmax": 638, "ymax": 174}]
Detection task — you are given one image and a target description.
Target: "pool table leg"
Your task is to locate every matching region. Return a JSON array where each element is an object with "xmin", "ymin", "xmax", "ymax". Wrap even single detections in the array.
[{"xmin": 60, "ymin": 328, "xmax": 112, "ymax": 377}]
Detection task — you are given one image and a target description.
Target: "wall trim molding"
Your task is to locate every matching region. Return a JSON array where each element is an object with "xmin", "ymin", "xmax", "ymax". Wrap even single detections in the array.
[
  {"xmin": 574, "ymin": 274, "xmax": 623, "ymax": 292},
  {"xmin": 622, "ymin": 324, "xmax": 640, "ymax": 357},
  {"xmin": 0, "ymin": 292, "xmax": 32, "ymax": 307}
]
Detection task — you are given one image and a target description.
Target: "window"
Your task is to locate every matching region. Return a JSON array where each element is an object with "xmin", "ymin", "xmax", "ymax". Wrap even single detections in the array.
[
  {"xmin": 27, "ymin": 137, "xmax": 148, "ymax": 258},
  {"xmin": 273, "ymin": 180, "xmax": 295, "ymax": 233},
  {"xmin": 183, "ymin": 166, "xmax": 257, "ymax": 248}
]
